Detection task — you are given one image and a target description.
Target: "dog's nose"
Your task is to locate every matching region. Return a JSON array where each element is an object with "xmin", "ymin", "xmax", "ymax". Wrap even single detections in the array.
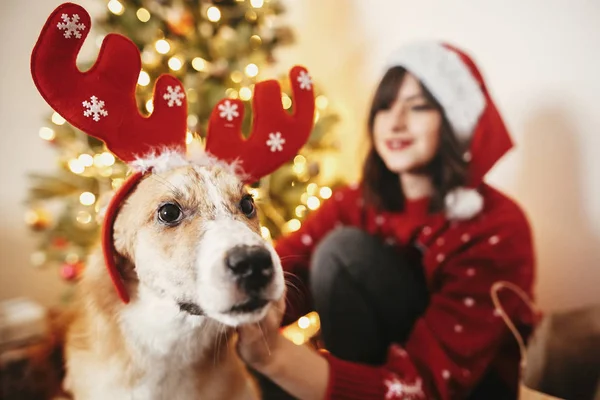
[{"xmin": 225, "ymin": 245, "xmax": 274, "ymax": 293}]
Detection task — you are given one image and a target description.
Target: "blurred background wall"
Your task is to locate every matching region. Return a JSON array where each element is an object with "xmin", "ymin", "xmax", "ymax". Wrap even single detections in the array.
[{"xmin": 1, "ymin": 0, "xmax": 598, "ymax": 312}]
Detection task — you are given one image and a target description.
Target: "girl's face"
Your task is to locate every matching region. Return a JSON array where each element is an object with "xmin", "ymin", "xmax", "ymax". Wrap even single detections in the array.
[{"xmin": 373, "ymin": 72, "xmax": 442, "ymax": 174}]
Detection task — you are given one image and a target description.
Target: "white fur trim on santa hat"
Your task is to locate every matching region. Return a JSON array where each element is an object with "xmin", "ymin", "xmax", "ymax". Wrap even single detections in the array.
[
  {"xmin": 385, "ymin": 42, "xmax": 486, "ymax": 142},
  {"xmin": 445, "ymin": 187, "xmax": 484, "ymax": 220}
]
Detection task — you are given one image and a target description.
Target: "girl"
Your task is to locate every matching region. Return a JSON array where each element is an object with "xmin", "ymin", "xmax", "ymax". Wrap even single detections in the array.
[{"xmin": 238, "ymin": 41, "xmax": 535, "ymax": 400}]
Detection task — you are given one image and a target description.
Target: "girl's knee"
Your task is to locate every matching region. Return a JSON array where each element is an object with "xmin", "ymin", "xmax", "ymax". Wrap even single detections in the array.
[{"xmin": 312, "ymin": 228, "xmax": 368, "ymax": 273}]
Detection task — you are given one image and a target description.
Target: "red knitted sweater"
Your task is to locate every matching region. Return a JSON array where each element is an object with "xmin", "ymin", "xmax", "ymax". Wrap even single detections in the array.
[{"xmin": 275, "ymin": 183, "xmax": 535, "ymax": 399}]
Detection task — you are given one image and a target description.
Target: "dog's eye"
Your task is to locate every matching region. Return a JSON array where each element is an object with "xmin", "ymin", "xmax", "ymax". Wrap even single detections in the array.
[
  {"xmin": 239, "ymin": 195, "xmax": 256, "ymax": 218},
  {"xmin": 158, "ymin": 203, "xmax": 183, "ymax": 225}
]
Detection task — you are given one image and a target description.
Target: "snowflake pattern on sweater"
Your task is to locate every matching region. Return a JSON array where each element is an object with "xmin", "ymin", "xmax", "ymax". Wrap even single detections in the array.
[{"xmin": 275, "ymin": 184, "xmax": 535, "ymax": 400}]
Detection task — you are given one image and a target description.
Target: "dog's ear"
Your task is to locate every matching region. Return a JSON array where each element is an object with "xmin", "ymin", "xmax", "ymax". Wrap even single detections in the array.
[
  {"xmin": 112, "ymin": 209, "xmax": 137, "ymax": 266},
  {"xmin": 114, "ymin": 253, "xmax": 137, "ymax": 283}
]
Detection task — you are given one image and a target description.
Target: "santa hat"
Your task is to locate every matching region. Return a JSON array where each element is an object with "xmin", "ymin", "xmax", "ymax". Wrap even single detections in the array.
[
  {"xmin": 384, "ymin": 41, "xmax": 513, "ymax": 220},
  {"xmin": 30, "ymin": 3, "xmax": 315, "ymax": 303}
]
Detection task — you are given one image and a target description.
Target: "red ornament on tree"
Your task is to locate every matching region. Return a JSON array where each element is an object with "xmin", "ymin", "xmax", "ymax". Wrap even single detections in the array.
[
  {"xmin": 60, "ymin": 261, "xmax": 84, "ymax": 281},
  {"xmin": 166, "ymin": 6, "xmax": 194, "ymax": 36},
  {"xmin": 51, "ymin": 237, "xmax": 69, "ymax": 249}
]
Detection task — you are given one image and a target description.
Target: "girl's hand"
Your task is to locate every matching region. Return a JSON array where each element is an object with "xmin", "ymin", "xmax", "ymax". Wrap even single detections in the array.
[{"xmin": 236, "ymin": 295, "xmax": 286, "ymax": 373}]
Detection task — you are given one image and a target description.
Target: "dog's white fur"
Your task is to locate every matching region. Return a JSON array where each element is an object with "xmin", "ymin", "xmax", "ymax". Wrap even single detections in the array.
[{"xmin": 63, "ymin": 152, "xmax": 283, "ymax": 399}]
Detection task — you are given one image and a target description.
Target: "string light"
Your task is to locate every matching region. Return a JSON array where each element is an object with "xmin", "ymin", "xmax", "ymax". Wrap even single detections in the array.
[
  {"xmin": 239, "ymin": 87, "xmax": 252, "ymax": 101},
  {"xmin": 295, "ymin": 205, "xmax": 307, "ymax": 218},
  {"xmin": 168, "ymin": 56, "xmax": 183, "ymax": 71},
  {"xmin": 245, "ymin": 63, "xmax": 259, "ymax": 77},
  {"xmin": 51, "ymin": 112, "xmax": 66, "ymax": 125},
  {"xmin": 146, "ymin": 100, "xmax": 154, "ymax": 113},
  {"xmin": 79, "ymin": 192, "xmax": 96, "ymax": 206},
  {"xmin": 285, "ymin": 219, "xmax": 301, "ymax": 232},
  {"xmin": 112, "ymin": 178, "xmax": 124, "ymax": 190},
  {"xmin": 155, "ymin": 39, "xmax": 170, "ymax": 55},
  {"xmin": 314, "ymin": 110, "xmax": 320, "ymax": 123},
  {"xmin": 207, "ymin": 6, "xmax": 221, "ymax": 22},
  {"xmin": 281, "ymin": 94, "xmax": 292, "ymax": 109},
  {"xmin": 307, "ymin": 183, "xmax": 318, "ymax": 195},
  {"xmin": 225, "ymin": 88, "xmax": 239, "ymax": 99},
  {"xmin": 142, "ymin": 48, "xmax": 160, "ymax": 66},
  {"xmin": 294, "ymin": 155, "xmax": 306, "ymax": 165},
  {"xmin": 320, "ymin": 187, "xmax": 333, "ymax": 199},
  {"xmin": 68, "ymin": 159, "xmax": 85, "ymax": 174},
  {"xmin": 136, "ymin": 7, "xmax": 151, "ymax": 22},
  {"xmin": 192, "ymin": 57, "xmax": 207, "ymax": 72},
  {"xmin": 316, "ymin": 95, "xmax": 329, "ymax": 110},
  {"xmin": 107, "ymin": 0, "xmax": 125, "ymax": 15},
  {"xmin": 250, "ymin": 0, "xmax": 264, "ymax": 8},
  {"xmin": 138, "ymin": 70, "xmax": 150, "ymax": 86},
  {"xmin": 230, "ymin": 70, "xmax": 243, "ymax": 83},
  {"xmin": 300, "ymin": 193, "xmax": 309, "ymax": 204},
  {"xmin": 281, "ymin": 311, "xmax": 321, "ymax": 346},
  {"xmin": 249, "ymin": 35, "xmax": 262, "ymax": 48},
  {"xmin": 78, "ymin": 154, "xmax": 93, "ymax": 167},
  {"xmin": 76, "ymin": 211, "xmax": 92, "ymax": 224},
  {"xmin": 307, "ymin": 196, "xmax": 320, "ymax": 210},
  {"xmin": 186, "ymin": 132, "xmax": 194, "ymax": 144},
  {"xmin": 298, "ymin": 316, "xmax": 310, "ymax": 329},
  {"xmin": 187, "ymin": 88, "xmax": 198, "ymax": 103},
  {"xmin": 248, "ymin": 188, "xmax": 261, "ymax": 199},
  {"xmin": 245, "ymin": 10, "xmax": 257, "ymax": 22},
  {"xmin": 260, "ymin": 226, "xmax": 271, "ymax": 240},
  {"xmin": 100, "ymin": 152, "xmax": 115, "ymax": 166},
  {"xmin": 39, "ymin": 127, "xmax": 55, "ymax": 141},
  {"xmin": 65, "ymin": 253, "xmax": 79, "ymax": 264},
  {"xmin": 93, "ymin": 154, "xmax": 104, "ymax": 168},
  {"xmin": 99, "ymin": 168, "xmax": 113, "ymax": 177},
  {"xmin": 187, "ymin": 115, "xmax": 198, "ymax": 127}
]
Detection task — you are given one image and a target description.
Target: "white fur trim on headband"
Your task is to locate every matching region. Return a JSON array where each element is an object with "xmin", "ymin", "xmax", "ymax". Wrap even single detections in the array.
[
  {"xmin": 385, "ymin": 42, "xmax": 486, "ymax": 142},
  {"xmin": 445, "ymin": 187, "xmax": 484, "ymax": 220},
  {"xmin": 129, "ymin": 145, "xmax": 247, "ymax": 179},
  {"xmin": 130, "ymin": 148, "xmax": 190, "ymax": 173}
]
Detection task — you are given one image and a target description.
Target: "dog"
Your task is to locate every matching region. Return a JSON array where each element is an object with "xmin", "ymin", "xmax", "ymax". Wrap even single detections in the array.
[
  {"xmin": 62, "ymin": 153, "xmax": 285, "ymax": 399},
  {"xmin": 30, "ymin": 5, "xmax": 314, "ymax": 398}
]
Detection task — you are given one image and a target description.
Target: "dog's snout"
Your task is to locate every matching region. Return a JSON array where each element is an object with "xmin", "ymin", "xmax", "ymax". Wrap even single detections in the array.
[{"xmin": 225, "ymin": 245, "xmax": 274, "ymax": 293}]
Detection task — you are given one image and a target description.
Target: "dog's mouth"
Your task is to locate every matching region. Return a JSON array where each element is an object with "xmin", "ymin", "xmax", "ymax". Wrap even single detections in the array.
[
  {"xmin": 179, "ymin": 302, "xmax": 204, "ymax": 316},
  {"xmin": 179, "ymin": 297, "xmax": 269, "ymax": 318},
  {"xmin": 228, "ymin": 297, "xmax": 269, "ymax": 314}
]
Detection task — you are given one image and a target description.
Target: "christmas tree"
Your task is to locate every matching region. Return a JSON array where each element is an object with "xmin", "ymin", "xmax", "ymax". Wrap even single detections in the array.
[{"xmin": 27, "ymin": 0, "xmax": 341, "ymax": 341}]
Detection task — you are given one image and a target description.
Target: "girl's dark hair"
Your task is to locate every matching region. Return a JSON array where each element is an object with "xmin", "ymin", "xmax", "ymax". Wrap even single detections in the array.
[{"xmin": 362, "ymin": 66, "xmax": 469, "ymax": 212}]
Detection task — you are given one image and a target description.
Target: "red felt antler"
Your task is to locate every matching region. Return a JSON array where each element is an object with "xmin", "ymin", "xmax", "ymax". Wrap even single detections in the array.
[
  {"xmin": 205, "ymin": 66, "xmax": 315, "ymax": 183},
  {"xmin": 30, "ymin": 2, "xmax": 187, "ymax": 162}
]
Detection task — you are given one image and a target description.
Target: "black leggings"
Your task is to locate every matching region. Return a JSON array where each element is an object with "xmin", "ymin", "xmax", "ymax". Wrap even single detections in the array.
[{"xmin": 310, "ymin": 227, "xmax": 429, "ymax": 365}]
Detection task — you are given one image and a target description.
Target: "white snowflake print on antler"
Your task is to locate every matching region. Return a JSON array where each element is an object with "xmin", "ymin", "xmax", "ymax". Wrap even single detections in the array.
[
  {"xmin": 82, "ymin": 96, "xmax": 108, "ymax": 122},
  {"xmin": 384, "ymin": 377, "xmax": 425, "ymax": 400},
  {"xmin": 218, "ymin": 100, "xmax": 240, "ymax": 121},
  {"xmin": 57, "ymin": 14, "xmax": 86, "ymax": 39},
  {"xmin": 297, "ymin": 70, "xmax": 313, "ymax": 90},
  {"xmin": 163, "ymin": 86, "xmax": 185, "ymax": 107},
  {"xmin": 266, "ymin": 132, "xmax": 286, "ymax": 152}
]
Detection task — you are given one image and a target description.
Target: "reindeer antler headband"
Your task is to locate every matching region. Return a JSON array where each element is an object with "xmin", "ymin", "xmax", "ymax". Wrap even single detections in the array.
[{"xmin": 31, "ymin": 3, "xmax": 315, "ymax": 302}]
